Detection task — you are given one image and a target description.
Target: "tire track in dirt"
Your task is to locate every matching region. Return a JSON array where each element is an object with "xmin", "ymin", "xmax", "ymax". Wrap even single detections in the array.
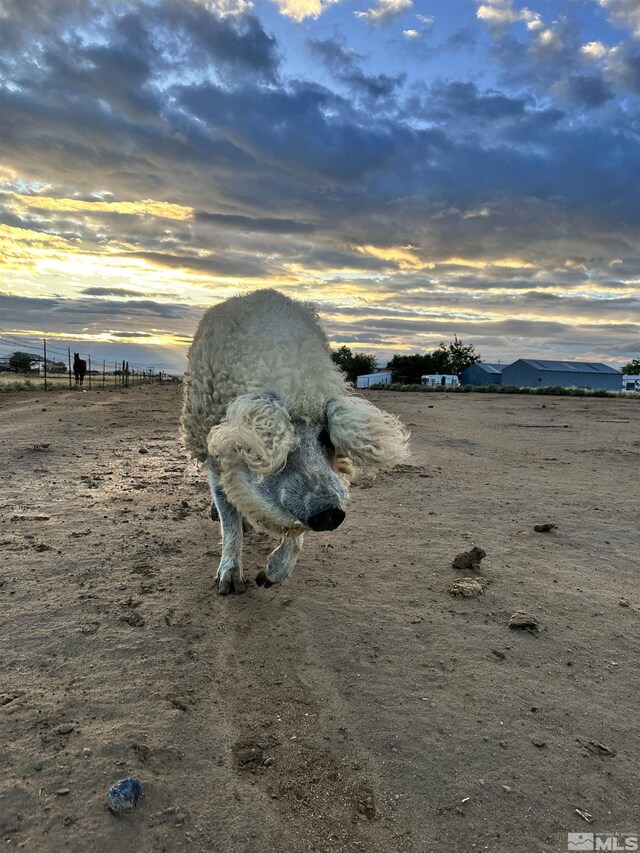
[{"xmin": 199, "ymin": 564, "xmax": 398, "ymax": 853}]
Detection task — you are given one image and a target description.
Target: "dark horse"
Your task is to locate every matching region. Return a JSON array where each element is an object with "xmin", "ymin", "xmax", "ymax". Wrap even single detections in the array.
[{"xmin": 73, "ymin": 353, "xmax": 87, "ymax": 386}]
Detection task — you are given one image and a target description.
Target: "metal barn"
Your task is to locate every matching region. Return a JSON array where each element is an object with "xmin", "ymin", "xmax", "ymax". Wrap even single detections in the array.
[
  {"xmin": 460, "ymin": 363, "xmax": 505, "ymax": 386},
  {"xmin": 501, "ymin": 359, "xmax": 621, "ymax": 390}
]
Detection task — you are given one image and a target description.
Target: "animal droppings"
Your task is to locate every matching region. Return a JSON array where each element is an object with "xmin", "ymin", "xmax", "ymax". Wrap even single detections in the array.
[{"xmin": 534, "ymin": 523, "xmax": 557, "ymax": 533}]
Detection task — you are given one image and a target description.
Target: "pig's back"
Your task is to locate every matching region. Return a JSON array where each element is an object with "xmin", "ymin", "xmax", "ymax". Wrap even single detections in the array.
[{"xmin": 182, "ymin": 290, "xmax": 348, "ymax": 461}]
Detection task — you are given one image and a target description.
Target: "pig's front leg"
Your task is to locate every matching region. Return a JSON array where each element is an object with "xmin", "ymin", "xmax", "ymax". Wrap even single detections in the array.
[
  {"xmin": 206, "ymin": 461, "xmax": 246, "ymax": 595},
  {"xmin": 256, "ymin": 535, "xmax": 304, "ymax": 588}
]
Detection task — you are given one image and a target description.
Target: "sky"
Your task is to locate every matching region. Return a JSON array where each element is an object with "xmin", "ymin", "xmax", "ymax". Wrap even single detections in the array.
[{"xmin": 1, "ymin": 0, "xmax": 639, "ymax": 373}]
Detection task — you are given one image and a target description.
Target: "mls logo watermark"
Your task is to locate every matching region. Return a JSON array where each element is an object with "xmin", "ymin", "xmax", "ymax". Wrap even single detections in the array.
[{"xmin": 567, "ymin": 833, "xmax": 639, "ymax": 851}]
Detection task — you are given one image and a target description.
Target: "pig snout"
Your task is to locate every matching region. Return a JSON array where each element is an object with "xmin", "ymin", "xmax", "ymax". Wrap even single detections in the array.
[{"xmin": 307, "ymin": 506, "xmax": 346, "ymax": 532}]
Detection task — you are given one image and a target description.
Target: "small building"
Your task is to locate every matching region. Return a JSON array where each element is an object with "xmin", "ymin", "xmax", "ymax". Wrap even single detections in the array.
[
  {"xmin": 460, "ymin": 363, "xmax": 505, "ymax": 386},
  {"xmin": 421, "ymin": 374, "xmax": 460, "ymax": 388},
  {"xmin": 622, "ymin": 375, "xmax": 640, "ymax": 392},
  {"xmin": 501, "ymin": 359, "xmax": 621, "ymax": 391},
  {"xmin": 356, "ymin": 371, "xmax": 392, "ymax": 389}
]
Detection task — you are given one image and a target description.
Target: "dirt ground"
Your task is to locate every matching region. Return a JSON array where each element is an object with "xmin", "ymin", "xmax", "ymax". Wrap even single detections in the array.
[{"xmin": 1, "ymin": 385, "xmax": 638, "ymax": 853}]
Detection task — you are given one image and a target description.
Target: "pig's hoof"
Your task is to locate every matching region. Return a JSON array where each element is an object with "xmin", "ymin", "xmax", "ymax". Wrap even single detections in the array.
[
  {"xmin": 255, "ymin": 570, "xmax": 274, "ymax": 589},
  {"xmin": 233, "ymin": 579, "xmax": 247, "ymax": 595},
  {"xmin": 217, "ymin": 577, "xmax": 233, "ymax": 595}
]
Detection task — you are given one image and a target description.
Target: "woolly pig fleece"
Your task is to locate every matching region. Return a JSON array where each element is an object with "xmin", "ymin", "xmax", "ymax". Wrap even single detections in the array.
[{"xmin": 182, "ymin": 289, "xmax": 409, "ymax": 552}]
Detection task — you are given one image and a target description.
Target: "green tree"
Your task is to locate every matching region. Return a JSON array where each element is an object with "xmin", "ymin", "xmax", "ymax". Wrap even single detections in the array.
[
  {"xmin": 386, "ymin": 353, "xmax": 436, "ymax": 384},
  {"xmin": 430, "ymin": 343, "xmax": 452, "ymax": 374},
  {"xmin": 9, "ymin": 351, "xmax": 40, "ymax": 372},
  {"xmin": 331, "ymin": 346, "xmax": 378, "ymax": 385},
  {"xmin": 331, "ymin": 346, "xmax": 353, "ymax": 374},
  {"xmin": 622, "ymin": 359, "xmax": 640, "ymax": 375},
  {"xmin": 387, "ymin": 338, "xmax": 481, "ymax": 382},
  {"xmin": 446, "ymin": 335, "xmax": 482, "ymax": 374}
]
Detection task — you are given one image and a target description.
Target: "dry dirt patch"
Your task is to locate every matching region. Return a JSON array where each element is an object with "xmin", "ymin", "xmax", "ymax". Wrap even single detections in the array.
[{"xmin": 1, "ymin": 386, "xmax": 638, "ymax": 852}]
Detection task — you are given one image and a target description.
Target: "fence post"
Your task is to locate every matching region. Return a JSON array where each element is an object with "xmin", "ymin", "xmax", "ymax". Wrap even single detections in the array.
[
  {"xmin": 68, "ymin": 347, "xmax": 72, "ymax": 389},
  {"xmin": 43, "ymin": 339, "xmax": 47, "ymax": 391},
  {"xmin": 88, "ymin": 355, "xmax": 92, "ymax": 390},
  {"xmin": 114, "ymin": 362, "xmax": 117, "ymax": 388},
  {"xmin": 103, "ymin": 359, "xmax": 106, "ymax": 389}
]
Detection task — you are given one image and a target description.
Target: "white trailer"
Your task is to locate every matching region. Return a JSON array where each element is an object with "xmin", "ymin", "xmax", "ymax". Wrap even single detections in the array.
[
  {"xmin": 421, "ymin": 374, "xmax": 460, "ymax": 388},
  {"xmin": 622, "ymin": 375, "xmax": 640, "ymax": 392}
]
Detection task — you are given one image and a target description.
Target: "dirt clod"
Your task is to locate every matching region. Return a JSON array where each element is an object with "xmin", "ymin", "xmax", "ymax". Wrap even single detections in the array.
[
  {"xmin": 576, "ymin": 738, "xmax": 617, "ymax": 757},
  {"xmin": 355, "ymin": 790, "xmax": 377, "ymax": 820},
  {"xmin": 233, "ymin": 741, "xmax": 265, "ymax": 770},
  {"xmin": 121, "ymin": 611, "xmax": 145, "ymax": 627},
  {"xmin": 130, "ymin": 743, "xmax": 151, "ymax": 763},
  {"xmin": 452, "ymin": 546, "xmax": 486, "ymax": 571},
  {"xmin": 449, "ymin": 577, "xmax": 484, "ymax": 597},
  {"xmin": 533, "ymin": 523, "xmax": 557, "ymax": 532},
  {"xmin": 509, "ymin": 611, "xmax": 540, "ymax": 632}
]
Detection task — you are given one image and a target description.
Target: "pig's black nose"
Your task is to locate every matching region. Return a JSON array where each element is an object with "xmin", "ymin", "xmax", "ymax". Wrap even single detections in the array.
[{"xmin": 307, "ymin": 507, "xmax": 346, "ymax": 532}]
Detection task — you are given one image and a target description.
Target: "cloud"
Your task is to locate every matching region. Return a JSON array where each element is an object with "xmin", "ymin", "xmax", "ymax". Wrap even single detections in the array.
[
  {"xmin": 178, "ymin": 80, "xmax": 401, "ymax": 183},
  {"xmin": 476, "ymin": 0, "xmax": 542, "ymax": 33},
  {"xmin": 5, "ymin": 193, "xmax": 192, "ymax": 220},
  {"xmin": 606, "ymin": 42, "xmax": 640, "ymax": 93},
  {"xmin": 82, "ymin": 287, "xmax": 150, "ymax": 297},
  {"xmin": 194, "ymin": 210, "xmax": 316, "ymax": 234},
  {"xmin": 420, "ymin": 80, "xmax": 528, "ymax": 120},
  {"xmin": 476, "ymin": 1, "xmax": 522, "ymax": 29},
  {"xmin": 598, "ymin": 0, "xmax": 640, "ymax": 38},
  {"xmin": 0, "ymin": 0, "xmax": 639, "ymax": 369},
  {"xmin": 0, "ymin": 0, "xmax": 280, "ymax": 90},
  {"xmin": 0, "ymin": 291, "xmax": 198, "ymax": 324},
  {"xmin": 355, "ymin": 0, "xmax": 413, "ymax": 28},
  {"xmin": 552, "ymin": 73, "xmax": 614, "ymax": 107},
  {"xmin": 267, "ymin": 0, "xmax": 341, "ymax": 21},
  {"xmin": 128, "ymin": 250, "xmax": 272, "ymax": 279},
  {"xmin": 475, "ymin": 3, "xmax": 635, "ymax": 107},
  {"xmin": 308, "ymin": 38, "xmax": 405, "ymax": 100}
]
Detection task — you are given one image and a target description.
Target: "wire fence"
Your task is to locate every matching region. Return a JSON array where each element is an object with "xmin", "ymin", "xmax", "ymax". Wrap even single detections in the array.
[{"xmin": 0, "ymin": 330, "xmax": 171, "ymax": 392}]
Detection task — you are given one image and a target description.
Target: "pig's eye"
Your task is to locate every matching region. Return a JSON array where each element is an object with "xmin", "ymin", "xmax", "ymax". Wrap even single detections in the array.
[{"xmin": 318, "ymin": 428, "xmax": 334, "ymax": 453}]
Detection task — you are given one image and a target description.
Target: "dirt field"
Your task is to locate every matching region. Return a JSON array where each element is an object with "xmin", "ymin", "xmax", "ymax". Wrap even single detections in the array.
[{"xmin": 1, "ymin": 385, "xmax": 638, "ymax": 853}]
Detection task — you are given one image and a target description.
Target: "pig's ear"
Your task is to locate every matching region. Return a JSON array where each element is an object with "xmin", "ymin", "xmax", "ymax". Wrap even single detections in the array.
[
  {"xmin": 326, "ymin": 396, "xmax": 410, "ymax": 477},
  {"xmin": 207, "ymin": 392, "xmax": 297, "ymax": 476}
]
